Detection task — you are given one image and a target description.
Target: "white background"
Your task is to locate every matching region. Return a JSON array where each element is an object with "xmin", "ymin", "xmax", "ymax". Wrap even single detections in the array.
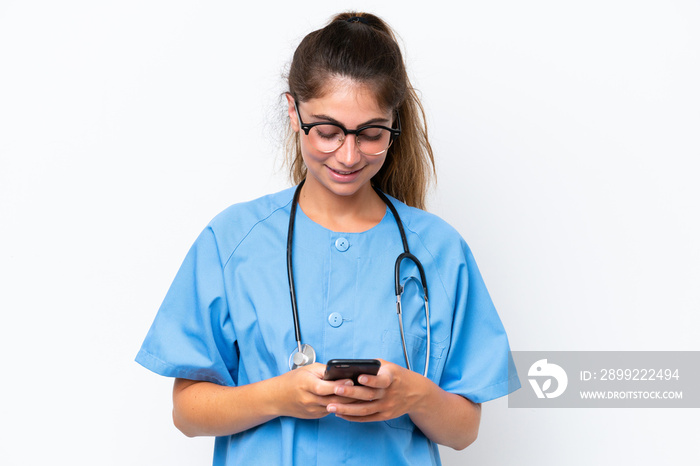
[{"xmin": 1, "ymin": 1, "xmax": 698, "ymax": 464}]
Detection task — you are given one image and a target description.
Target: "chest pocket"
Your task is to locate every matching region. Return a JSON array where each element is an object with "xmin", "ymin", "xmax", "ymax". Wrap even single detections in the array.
[{"xmin": 380, "ymin": 328, "xmax": 446, "ymax": 431}]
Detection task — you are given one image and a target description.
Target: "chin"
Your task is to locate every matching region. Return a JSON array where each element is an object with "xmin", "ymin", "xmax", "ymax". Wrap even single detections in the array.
[{"xmin": 325, "ymin": 184, "xmax": 366, "ymax": 198}]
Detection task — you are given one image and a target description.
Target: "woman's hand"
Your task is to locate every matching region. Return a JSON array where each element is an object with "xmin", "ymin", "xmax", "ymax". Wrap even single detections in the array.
[
  {"xmin": 324, "ymin": 359, "xmax": 421, "ymax": 422},
  {"xmin": 324, "ymin": 359, "xmax": 482, "ymax": 450},
  {"xmin": 172, "ymin": 364, "xmax": 357, "ymax": 437},
  {"xmin": 273, "ymin": 362, "xmax": 357, "ymax": 419}
]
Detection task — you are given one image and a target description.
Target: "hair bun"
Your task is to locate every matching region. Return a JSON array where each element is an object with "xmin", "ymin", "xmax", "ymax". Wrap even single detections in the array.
[{"xmin": 346, "ymin": 16, "xmax": 369, "ymax": 25}]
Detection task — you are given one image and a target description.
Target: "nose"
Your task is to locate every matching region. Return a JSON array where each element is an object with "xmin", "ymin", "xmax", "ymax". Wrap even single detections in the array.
[{"xmin": 335, "ymin": 135, "xmax": 361, "ymax": 167}]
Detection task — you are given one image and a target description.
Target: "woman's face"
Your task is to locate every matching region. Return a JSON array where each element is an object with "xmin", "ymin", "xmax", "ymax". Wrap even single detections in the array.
[{"xmin": 287, "ymin": 78, "xmax": 393, "ymax": 202}]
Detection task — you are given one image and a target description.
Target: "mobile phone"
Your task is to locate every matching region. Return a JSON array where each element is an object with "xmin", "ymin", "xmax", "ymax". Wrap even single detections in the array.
[{"xmin": 323, "ymin": 359, "xmax": 381, "ymax": 384}]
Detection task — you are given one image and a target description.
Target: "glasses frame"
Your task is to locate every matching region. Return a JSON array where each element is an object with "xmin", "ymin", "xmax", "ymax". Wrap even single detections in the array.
[{"xmin": 294, "ymin": 101, "xmax": 401, "ymax": 156}]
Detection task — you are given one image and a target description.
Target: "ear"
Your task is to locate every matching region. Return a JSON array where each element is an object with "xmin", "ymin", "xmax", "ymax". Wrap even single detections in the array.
[{"xmin": 285, "ymin": 93, "xmax": 300, "ymax": 133}]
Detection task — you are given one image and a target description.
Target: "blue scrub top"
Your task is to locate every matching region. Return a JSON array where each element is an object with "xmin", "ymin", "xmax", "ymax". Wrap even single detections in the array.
[{"xmin": 136, "ymin": 186, "xmax": 520, "ymax": 465}]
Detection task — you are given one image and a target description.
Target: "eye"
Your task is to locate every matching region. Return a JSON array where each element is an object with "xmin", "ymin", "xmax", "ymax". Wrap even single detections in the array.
[
  {"xmin": 312, "ymin": 125, "xmax": 343, "ymax": 140},
  {"xmin": 358, "ymin": 128, "xmax": 383, "ymax": 141}
]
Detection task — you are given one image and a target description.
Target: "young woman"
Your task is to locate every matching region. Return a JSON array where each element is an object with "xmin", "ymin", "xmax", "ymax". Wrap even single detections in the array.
[{"xmin": 137, "ymin": 12, "xmax": 520, "ymax": 465}]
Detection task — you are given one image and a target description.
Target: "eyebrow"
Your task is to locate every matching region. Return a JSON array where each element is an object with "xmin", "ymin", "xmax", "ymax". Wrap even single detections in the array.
[{"xmin": 310, "ymin": 113, "xmax": 391, "ymax": 127}]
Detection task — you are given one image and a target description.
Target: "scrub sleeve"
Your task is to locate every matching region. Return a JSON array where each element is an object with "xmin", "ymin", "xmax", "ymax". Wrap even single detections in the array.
[
  {"xmin": 440, "ymin": 240, "xmax": 519, "ymax": 402},
  {"xmin": 136, "ymin": 226, "xmax": 238, "ymax": 387}
]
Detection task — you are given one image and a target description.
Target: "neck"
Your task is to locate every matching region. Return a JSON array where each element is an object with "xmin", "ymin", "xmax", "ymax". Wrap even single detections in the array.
[{"xmin": 297, "ymin": 180, "xmax": 386, "ymax": 233}]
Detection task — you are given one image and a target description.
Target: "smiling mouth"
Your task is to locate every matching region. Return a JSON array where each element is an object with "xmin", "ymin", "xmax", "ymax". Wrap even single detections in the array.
[{"xmin": 328, "ymin": 166, "xmax": 363, "ymax": 175}]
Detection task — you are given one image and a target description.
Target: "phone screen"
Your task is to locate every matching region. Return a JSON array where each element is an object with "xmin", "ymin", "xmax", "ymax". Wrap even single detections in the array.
[{"xmin": 323, "ymin": 359, "xmax": 381, "ymax": 384}]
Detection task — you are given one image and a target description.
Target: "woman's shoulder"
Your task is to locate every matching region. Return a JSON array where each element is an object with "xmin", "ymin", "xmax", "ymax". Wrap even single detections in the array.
[
  {"xmin": 210, "ymin": 187, "xmax": 295, "ymax": 227},
  {"xmin": 388, "ymin": 195, "xmax": 464, "ymax": 245},
  {"xmin": 202, "ymin": 187, "xmax": 296, "ymax": 255}
]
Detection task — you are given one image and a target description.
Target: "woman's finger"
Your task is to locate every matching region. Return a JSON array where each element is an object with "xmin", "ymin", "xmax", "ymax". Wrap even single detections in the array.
[
  {"xmin": 354, "ymin": 363, "xmax": 394, "ymax": 389},
  {"xmin": 327, "ymin": 400, "xmax": 380, "ymax": 418},
  {"xmin": 333, "ymin": 383, "xmax": 384, "ymax": 401}
]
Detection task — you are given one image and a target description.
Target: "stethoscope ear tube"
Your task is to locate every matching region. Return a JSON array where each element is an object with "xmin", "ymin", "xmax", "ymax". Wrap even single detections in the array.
[{"xmin": 395, "ymin": 268, "xmax": 431, "ymax": 378}]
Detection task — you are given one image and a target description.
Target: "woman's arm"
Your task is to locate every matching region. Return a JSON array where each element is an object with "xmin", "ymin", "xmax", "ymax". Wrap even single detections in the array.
[
  {"xmin": 326, "ymin": 359, "xmax": 481, "ymax": 450},
  {"xmin": 172, "ymin": 363, "xmax": 355, "ymax": 437}
]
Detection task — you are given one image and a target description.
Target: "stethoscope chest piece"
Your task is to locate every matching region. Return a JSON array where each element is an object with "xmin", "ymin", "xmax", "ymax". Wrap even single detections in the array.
[{"xmin": 289, "ymin": 343, "xmax": 316, "ymax": 370}]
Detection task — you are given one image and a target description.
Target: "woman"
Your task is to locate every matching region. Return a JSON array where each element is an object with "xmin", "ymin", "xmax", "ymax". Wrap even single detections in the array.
[{"xmin": 136, "ymin": 12, "xmax": 520, "ymax": 465}]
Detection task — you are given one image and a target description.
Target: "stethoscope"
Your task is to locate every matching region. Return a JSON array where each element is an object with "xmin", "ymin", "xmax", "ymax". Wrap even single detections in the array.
[{"xmin": 287, "ymin": 180, "xmax": 431, "ymax": 377}]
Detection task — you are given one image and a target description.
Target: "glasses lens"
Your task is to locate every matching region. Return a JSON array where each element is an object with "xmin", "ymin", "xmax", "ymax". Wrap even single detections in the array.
[
  {"xmin": 306, "ymin": 124, "xmax": 394, "ymax": 155},
  {"xmin": 356, "ymin": 127, "xmax": 393, "ymax": 155},
  {"xmin": 308, "ymin": 125, "xmax": 344, "ymax": 153}
]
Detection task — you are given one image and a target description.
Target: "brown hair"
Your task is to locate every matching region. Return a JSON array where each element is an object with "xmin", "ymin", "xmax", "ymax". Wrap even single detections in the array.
[{"xmin": 285, "ymin": 12, "xmax": 435, "ymax": 209}]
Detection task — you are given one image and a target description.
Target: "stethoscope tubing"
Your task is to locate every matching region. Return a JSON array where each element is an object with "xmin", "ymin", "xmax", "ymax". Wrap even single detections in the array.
[
  {"xmin": 287, "ymin": 180, "xmax": 430, "ymax": 377},
  {"xmin": 286, "ymin": 180, "xmax": 305, "ymax": 352}
]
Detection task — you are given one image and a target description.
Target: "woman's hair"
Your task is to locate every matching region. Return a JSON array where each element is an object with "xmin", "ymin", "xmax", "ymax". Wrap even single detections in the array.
[{"xmin": 285, "ymin": 12, "xmax": 435, "ymax": 209}]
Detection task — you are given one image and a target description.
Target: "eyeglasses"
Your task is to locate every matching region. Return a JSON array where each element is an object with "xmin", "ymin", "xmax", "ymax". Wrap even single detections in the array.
[{"xmin": 294, "ymin": 101, "xmax": 401, "ymax": 156}]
